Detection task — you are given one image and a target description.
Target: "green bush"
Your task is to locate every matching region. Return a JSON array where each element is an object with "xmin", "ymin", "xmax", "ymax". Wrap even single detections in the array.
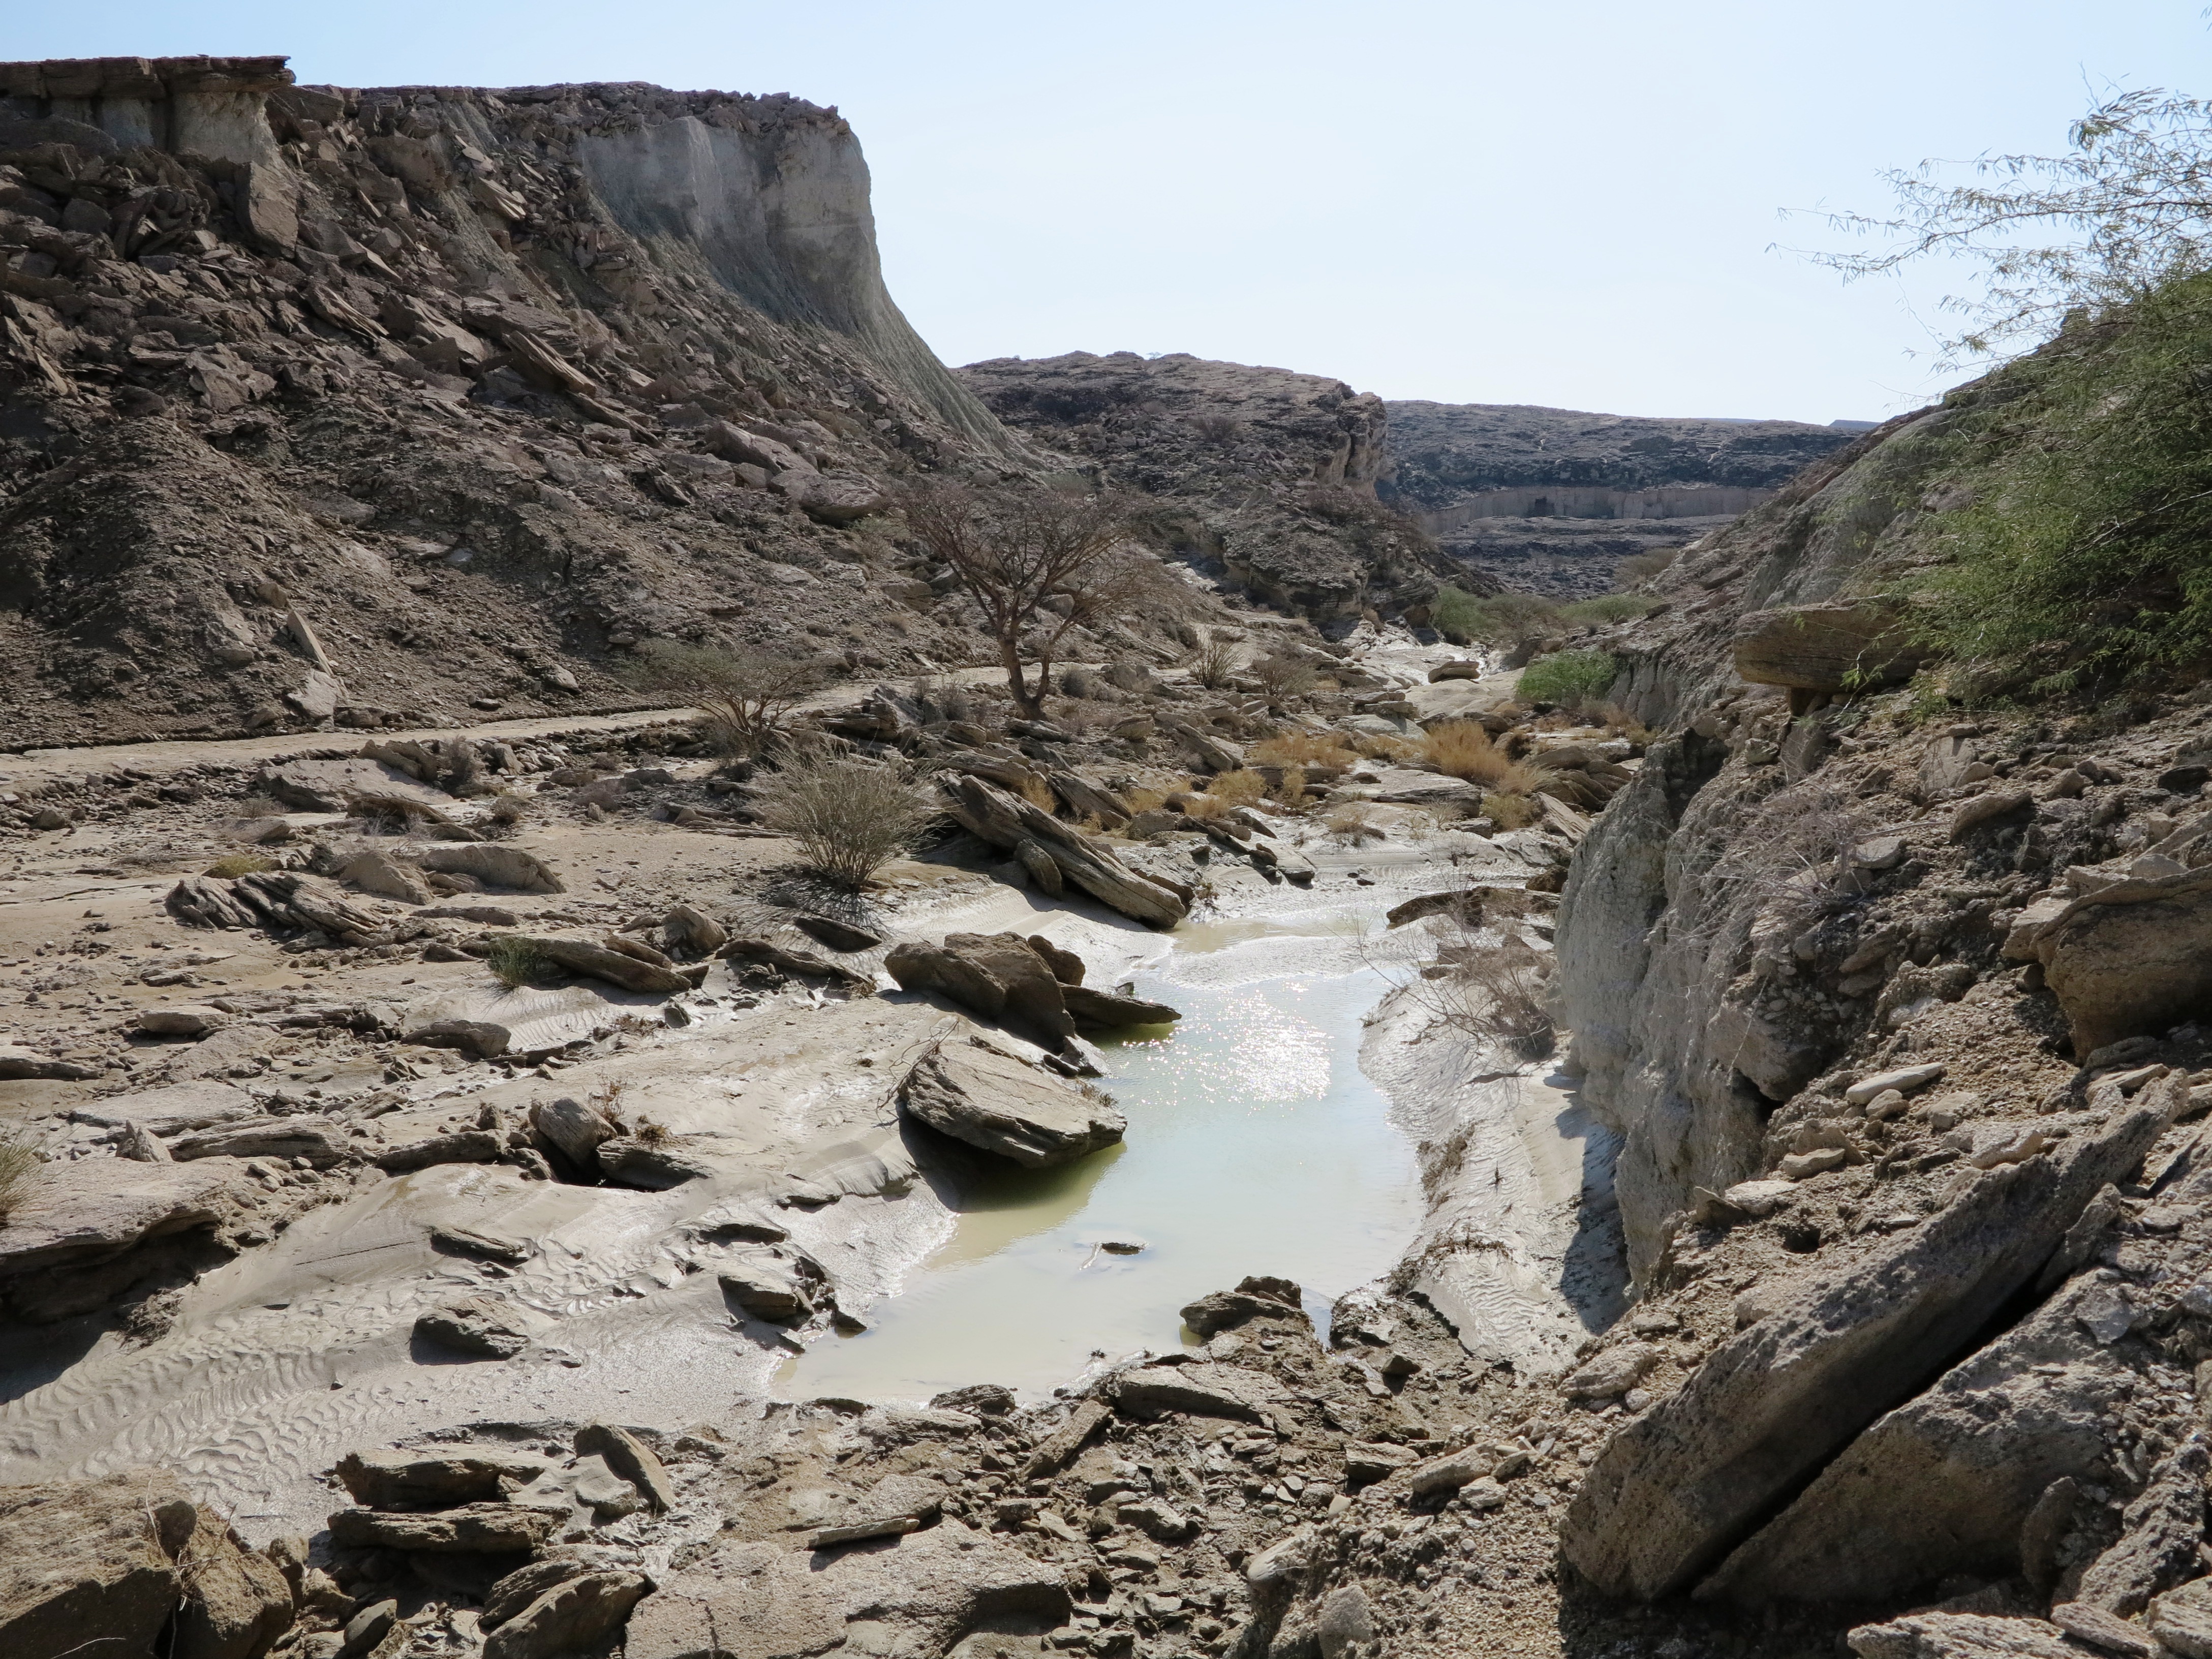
[
  {"xmin": 1517, "ymin": 649, "xmax": 1618, "ymax": 710},
  {"xmin": 1429, "ymin": 585, "xmax": 1489, "ymax": 644},
  {"xmin": 1914, "ymin": 272, "xmax": 2212, "ymax": 694},
  {"xmin": 1559, "ymin": 594, "xmax": 1653, "ymax": 627},
  {"xmin": 485, "ymin": 937, "xmax": 550, "ymax": 989}
]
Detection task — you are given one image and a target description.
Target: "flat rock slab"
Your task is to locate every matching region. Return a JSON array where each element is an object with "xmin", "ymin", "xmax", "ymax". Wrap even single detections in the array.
[
  {"xmin": 0, "ymin": 1157, "xmax": 248, "ymax": 1276},
  {"xmin": 898, "ymin": 1039, "xmax": 1124, "ymax": 1168},
  {"xmin": 265, "ymin": 757, "xmax": 453, "ymax": 816},
  {"xmin": 328, "ymin": 1503, "xmax": 555, "ymax": 1553},
  {"xmin": 336, "ymin": 1446, "xmax": 550, "ymax": 1509},
  {"xmin": 1110, "ymin": 1360, "xmax": 1288, "ymax": 1424},
  {"xmin": 170, "ymin": 1114, "xmax": 356, "ymax": 1167},
  {"xmin": 414, "ymin": 1294, "xmax": 540, "ymax": 1358},
  {"xmin": 1848, "ymin": 1612, "xmax": 2082, "ymax": 1658},
  {"xmin": 626, "ymin": 1520, "xmax": 1068, "ymax": 1659},
  {"xmin": 1562, "ymin": 1091, "xmax": 2172, "ymax": 1600},
  {"xmin": 70, "ymin": 1080, "xmax": 257, "ymax": 1136}
]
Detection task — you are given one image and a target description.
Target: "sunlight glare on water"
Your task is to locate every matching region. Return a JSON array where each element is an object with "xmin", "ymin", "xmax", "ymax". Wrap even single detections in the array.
[{"xmin": 776, "ymin": 921, "xmax": 1420, "ymax": 1404}]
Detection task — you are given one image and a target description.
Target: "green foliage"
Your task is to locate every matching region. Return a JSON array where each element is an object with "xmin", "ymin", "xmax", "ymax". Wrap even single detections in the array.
[
  {"xmin": 485, "ymin": 937, "xmax": 550, "ymax": 990},
  {"xmin": 1516, "ymin": 649, "xmax": 1619, "ymax": 710},
  {"xmin": 756, "ymin": 752, "xmax": 930, "ymax": 887},
  {"xmin": 1429, "ymin": 585, "xmax": 1490, "ymax": 644},
  {"xmin": 1917, "ymin": 272, "xmax": 2212, "ymax": 693},
  {"xmin": 1559, "ymin": 594, "xmax": 1654, "ymax": 626}
]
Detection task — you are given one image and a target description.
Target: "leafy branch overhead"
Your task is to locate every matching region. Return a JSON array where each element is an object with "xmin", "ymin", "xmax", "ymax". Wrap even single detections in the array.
[{"xmin": 1807, "ymin": 87, "xmax": 2212, "ymax": 362}]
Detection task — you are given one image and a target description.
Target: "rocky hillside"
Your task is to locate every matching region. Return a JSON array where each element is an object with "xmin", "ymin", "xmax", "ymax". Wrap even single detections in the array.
[
  {"xmin": 1382, "ymin": 401, "xmax": 1861, "ymax": 598},
  {"xmin": 960, "ymin": 351, "xmax": 1467, "ymax": 630},
  {"xmin": 0, "ymin": 57, "xmax": 1237, "ymax": 751}
]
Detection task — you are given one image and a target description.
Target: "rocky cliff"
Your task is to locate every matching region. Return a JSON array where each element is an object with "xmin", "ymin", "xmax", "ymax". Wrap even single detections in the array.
[
  {"xmin": 960, "ymin": 350, "xmax": 1467, "ymax": 629},
  {"xmin": 1382, "ymin": 401, "xmax": 1861, "ymax": 598},
  {"xmin": 0, "ymin": 57, "xmax": 1204, "ymax": 750}
]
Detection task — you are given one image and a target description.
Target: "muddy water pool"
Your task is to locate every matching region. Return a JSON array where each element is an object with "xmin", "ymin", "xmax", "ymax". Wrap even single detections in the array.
[{"xmin": 778, "ymin": 915, "xmax": 1422, "ymax": 1403}]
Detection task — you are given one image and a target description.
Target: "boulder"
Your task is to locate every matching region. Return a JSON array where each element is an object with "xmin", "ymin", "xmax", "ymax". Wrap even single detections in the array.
[
  {"xmin": 482, "ymin": 1569, "xmax": 651, "ymax": 1659},
  {"xmin": 935, "ymin": 774, "xmax": 1188, "ymax": 928},
  {"xmin": 2152, "ymin": 1579, "xmax": 2212, "ymax": 1659},
  {"xmin": 0, "ymin": 1047, "xmax": 100, "ymax": 1081},
  {"xmin": 170, "ymin": 1115, "xmax": 355, "ymax": 1168},
  {"xmin": 898, "ymin": 1039, "xmax": 1125, "ymax": 1168},
  {"xmin": 327, "ymin": 1503, "xmax": 555, "ymax": 1553},
  {"xmin": 1732, "ymin": 599, "xmax": 1925, "ymax": 694},
  {"xmin": 531, "ymin": 1096, "xmax": 616, "ymax": 1168},
  {"xmin": 886, "ymin": 933, "xmax": 1076, "ymax": 1045},
  {"xmin": 335, "ymin": 1446, "xmax": 549, "ymax": 1509},
  {"xmin": 1560, "ymin": 1090, "xmax": 2171, "ymax": 1599},
  {"xmin": 777, "ymin": 471, "xmax": 889, "ymax": 524},
  {"xmin": 0, "ymin": 1468, "xmax": 199, "ymax": 1659},
  {"xmin": 414, "ymin": 1295, "xmax": 539, "ymax": 1359},
  {"xmin": 1063, "ymin": 984, "xmax": 1181, "ymax": 1030},
  {"xmin": 342, "ymin": 850, "xmax": 433, "ymax": 905},
  {"xmin": 1561, "ymin": 1341, "xmax": 1660, "ymax": 1400},
  {"xmin": 1699, "ymin": 1270, "xmax": 2180, "ymax": 1605},
  {"xmin": 419, "ymin": 845, "xmax": 565, "ymax": 894},
  {"xmin": 0, "ymin": 1157, "xmax": 247, "ymax": 1278},
  {"xmin": 719, "ymin": 1259, "xmax": 817, "ymax": 1324},
  {"xmin": 493, "ymin": 935, "xmax": 688, "ymax": 995},
  {"xmin": 715, "ymin": 937, "xmax": 875, "ymax": 995},
  {"xmin": 2030, "ymin": 866, "xmax": 2212, "ymax": 1057},
  {"xmin": 661, "ymin": 904, "xmax": 726, "ymax": 956},
  {"xmin": 597, "ymin": 1136, "xmax": 716, "ymax": 1189},
  {"xmin": 133, "ymin": 1004, "xmax": 231, "ymax": 1038},
  {"xmin": 171, "ymin": 1506, "xmax": 295, "ymax": 1659},
  {"xmin": 262, "ymin": 757, "xmax": 451, "ymax": 817},
  {"xmin": 790, "ymin": 913, "xmax": 882, "ymax": 953},
  {"xmin": 573, "ymin": 1422, "xmax": 678, "ymax": 1514},
  {"xmin": 1180, "ymin": 1275, "xmax": 1306, "ymax": 1337}
]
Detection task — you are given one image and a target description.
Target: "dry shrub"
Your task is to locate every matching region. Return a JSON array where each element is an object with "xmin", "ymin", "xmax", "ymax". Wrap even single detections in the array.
[
  {"xmin": 1190, "ymin": 637, "xmax": 1240, "ymax": 690},
  {"xmin": 1421, "ymin": 721, "xmax": 1521, "ymax": 784},
  {"xmin": 236, "ymin": 793, "xmax": 287, "ymax": 817},
  {"xmin": 1367, "ymin": 916, "xmax": 1556, "ymax": 1060},
  {"xmin": 1273, "ymin": 764, "xmax": 1309, "ymax": 809},
  {"xmin": 1354, "ymin": 733, "xmax": 1422, "ymax": 762},
  {"xmin": 1596, "ymin": 703, "xmax": 1656, "ymax": 744},
  {"xmin": 634, "ymin": 640, "xmax": 828, "ymax": 758},
  {"xmin": 1125, "ymin": 781, "xmax": 1178, "ymax": 813},
  {"xmin": 1484, "ymin": 792, "xmax": 1541, "ymax": 829},
  {"xmin": 0, "ymin": 1129, "xmax": 40, "ymax": 1222},
  {"xmin": 1250, "ymin": 652, "xmax": 1318, "ymax": 705},
  {"xmin": 1205, "ymin": 769, "xmax": 1269, "ymax": 810},
  {"xmin": 1325, "ymin": 803, "xmax": 1385, "ymax": 843},
  {"xmin": 1250, "ymin": 730, "xmax": 1357, "ymax": 770},
  {"xmin": 489, "ymin": 791, "xmax": 529, "ymax": 825},
  {"xmin": 1017, "ymin": 773, "xmax": 1057, "ymax": 812},
  {"xmin": 756, "ymin": 752, "xmax": 931, "ymax": 887},
  {"xmin": 1442, "ymin": 944, "xmax": 1557, "ymax": 1059},
  {"xmin": 204, "ymin": 852, "xmax": 274, "ymax": 878}
]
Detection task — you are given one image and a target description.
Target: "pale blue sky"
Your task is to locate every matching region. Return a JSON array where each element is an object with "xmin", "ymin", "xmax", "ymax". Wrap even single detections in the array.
[{"xmin": 11, "ymin": 3, "xmax": 2208, "ymax": 422}]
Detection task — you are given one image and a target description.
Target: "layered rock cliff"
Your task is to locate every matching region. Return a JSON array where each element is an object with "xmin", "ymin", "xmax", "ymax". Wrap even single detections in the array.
[
  {"xmin": 0, "ymin": 57, "xmax": 1163, "ymax": 749},
  {"xmin": 1382, "ymin": 401, "xmax": 1861, "ymax": 598},
  {"xmin": 961, "ymin": 350, "xmax": 1467, "ymax": 628}
]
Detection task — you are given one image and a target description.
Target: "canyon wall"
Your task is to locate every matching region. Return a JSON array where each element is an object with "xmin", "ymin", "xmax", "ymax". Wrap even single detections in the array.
[
  {"xmin": 1382, "ymin": 399, "xmax": 1861, "ymax": 597},
  {"xmin": 0, "ymin": 57, "xmax": 1123, "ymax": 750}
]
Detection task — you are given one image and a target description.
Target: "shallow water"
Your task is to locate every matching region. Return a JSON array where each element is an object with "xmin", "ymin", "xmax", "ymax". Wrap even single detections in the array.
[{"xmin": 777, "ymin": 918, "xmax": 1422, "ymax": 1404}]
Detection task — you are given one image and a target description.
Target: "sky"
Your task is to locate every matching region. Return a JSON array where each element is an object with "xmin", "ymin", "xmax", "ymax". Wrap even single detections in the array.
[{"xmin": 10, "ymin": 2, "xmax": 2210, "ymax": 424}]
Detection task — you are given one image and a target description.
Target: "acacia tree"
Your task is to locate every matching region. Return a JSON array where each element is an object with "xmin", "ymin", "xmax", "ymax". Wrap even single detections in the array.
[
  {"xmin": 1807, "ymin": 87, "xmax": 2212, "ymax": 361},
  {"xmin": 901, "ymin": 482, "xmax": 1149, "ymax": 719}
]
